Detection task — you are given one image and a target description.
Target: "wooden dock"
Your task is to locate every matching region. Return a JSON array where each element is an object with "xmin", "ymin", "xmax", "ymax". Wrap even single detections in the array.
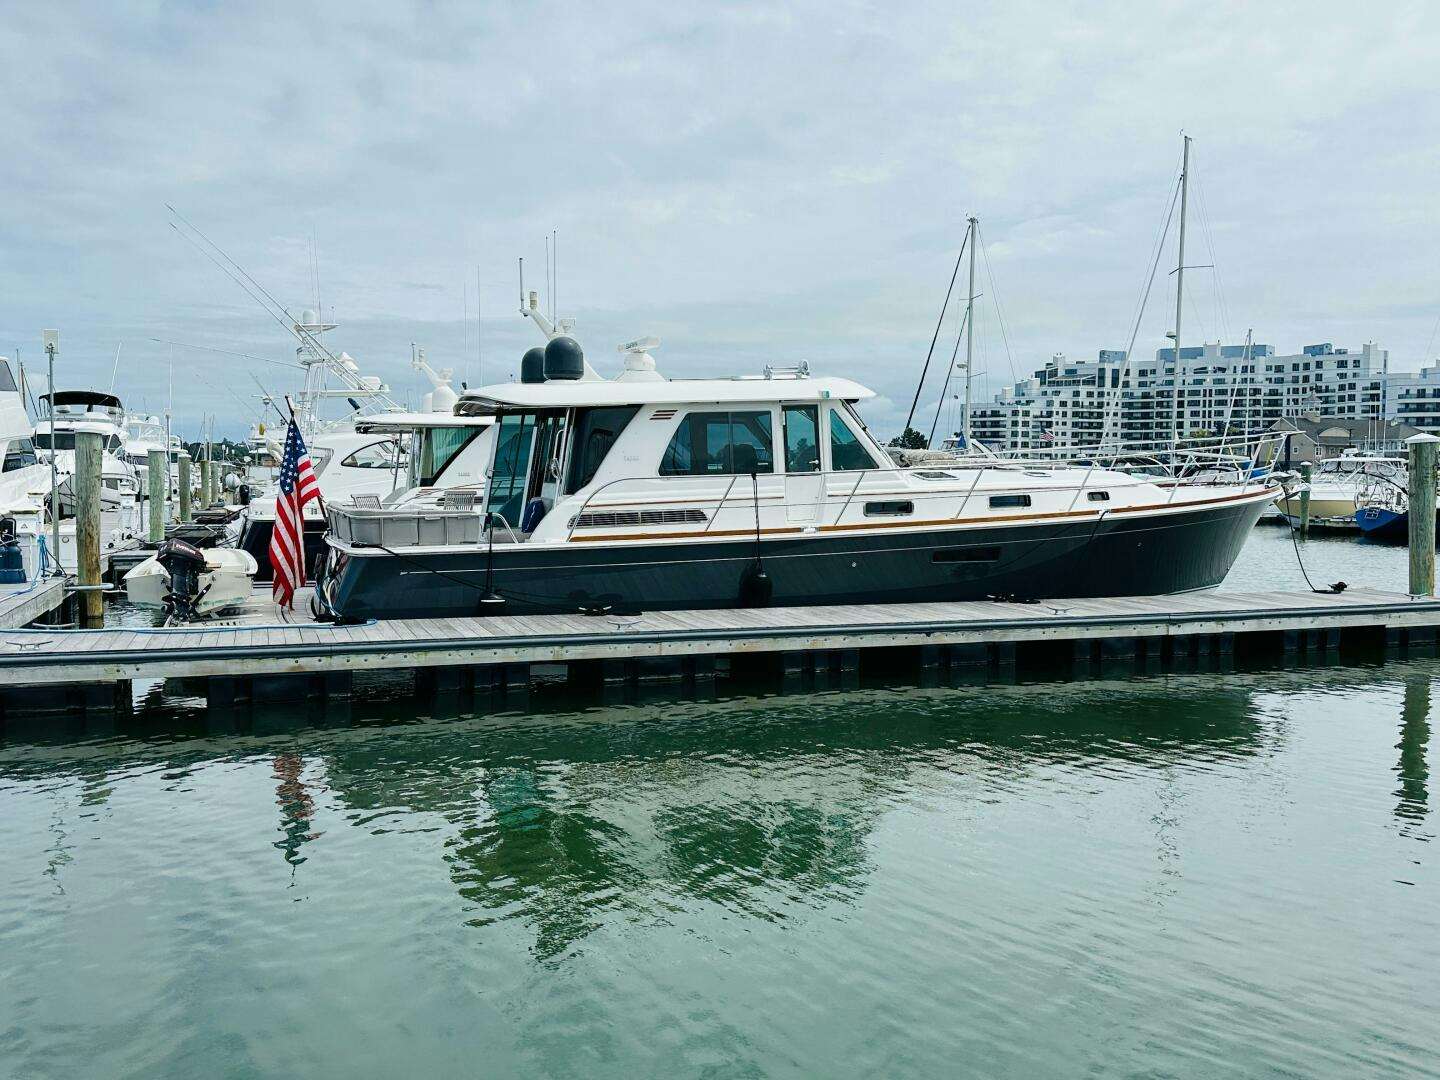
[
  {"xmin": 0, "ymin": 577, "xmax": 69, "ymax": 630},
  {"xmin": 0, "ymin": 588, "xmax": 1439, "ymax": 715}
]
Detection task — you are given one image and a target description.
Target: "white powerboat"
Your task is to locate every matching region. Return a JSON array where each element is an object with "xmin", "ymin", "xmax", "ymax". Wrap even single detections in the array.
[
  {"xmin": 35, "ymin": 391, "xmax": 140, "ymax": 512},
  {"xmin": 123, "ymin": 546, "xmax": 257, "ymax": 619},
  {"xmin": 1276, "ymin": 451, "xmax": 1407, "ymax": 526}
]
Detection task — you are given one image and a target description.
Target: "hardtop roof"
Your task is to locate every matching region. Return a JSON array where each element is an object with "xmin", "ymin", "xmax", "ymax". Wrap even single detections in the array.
[{"xmin": 455, "ymin": 376, "xmax": 875, "ymax": 413}]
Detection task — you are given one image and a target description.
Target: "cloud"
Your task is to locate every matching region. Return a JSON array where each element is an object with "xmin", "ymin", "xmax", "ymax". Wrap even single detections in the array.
[{"xmin": 0, "ymin": 0, "xmax": 1436, "ymax": 439}]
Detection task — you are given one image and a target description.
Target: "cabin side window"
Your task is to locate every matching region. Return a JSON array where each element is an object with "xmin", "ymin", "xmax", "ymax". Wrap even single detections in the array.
[
  {"xmin": 565, "ymin": 406, "xmax": 640, "ymax": 493},
  {"xmin": 659, "ymin": 411, "xmax": 775, "ymax": 476},
  {"xmin": 418, "ymin": 427, "xmax": 478, "ymax": 486},
  {"xmin": 828, "ymin": 407, "xmax": 880, "ymax": 471},
  {"xmin": 341, "ymin": 440, "xmax": 401, "ymax": 470},
  {"xmin": 989, "ymin": 493, "xmax": 1032, "ymax": 509},
  {"xmin": 0, "ymin": 361, "xmax": 17, "ymax": 393}
]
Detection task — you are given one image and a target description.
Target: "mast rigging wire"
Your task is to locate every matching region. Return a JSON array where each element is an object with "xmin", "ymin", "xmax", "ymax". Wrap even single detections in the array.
[
  {"xmin": 904, "ymin": 231, "xmax": 969, "ymax": 437},
  {"xmin": 928, "ymin": 306, "xmax": 970, "ymax": 447},
  {"xmin": 1099, "ymin": 170, "xmax": 1183, "ymax": 451},
  {"xmin": 977, "ymin": 226, "xmax": 1017, "ymax": 385}
]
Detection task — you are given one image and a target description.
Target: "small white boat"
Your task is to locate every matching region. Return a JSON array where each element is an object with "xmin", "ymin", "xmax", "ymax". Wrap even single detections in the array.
[{"xmin": 124, "ymin": 545, "xmax": 257, "ymax": 619}]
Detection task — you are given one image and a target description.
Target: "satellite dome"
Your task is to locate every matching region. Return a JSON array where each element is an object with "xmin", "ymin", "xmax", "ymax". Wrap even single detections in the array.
[
  {"xmin": 544, "ymin": 336, "xmax": 584, "ymax": 381},
  {"xmin": 520, "ymin": 347, "xmax": 547, "ymax": 384}
]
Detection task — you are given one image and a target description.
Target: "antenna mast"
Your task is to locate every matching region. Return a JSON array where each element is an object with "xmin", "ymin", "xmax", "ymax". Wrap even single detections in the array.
[
  {"xmin": 1170, "ymin": 134, "xmax": 1191, "ymax": 446},
  {"xmin": 963, "ymin": 215, "xmax": 978, "ymax": 447}
]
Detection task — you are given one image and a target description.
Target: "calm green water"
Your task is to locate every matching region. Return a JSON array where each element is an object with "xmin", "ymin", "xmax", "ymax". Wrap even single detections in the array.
[
  {"xmin": 1222, "ymin": 523, "xmax": 1412, "ymax": 594},
  {"xmin": 2, "ymin": 658, "xmax": 1438, "ymax": 1078},
  {"xmin": 3, "ymin": 525, "xmax": 1438, "ymax": 1078}
]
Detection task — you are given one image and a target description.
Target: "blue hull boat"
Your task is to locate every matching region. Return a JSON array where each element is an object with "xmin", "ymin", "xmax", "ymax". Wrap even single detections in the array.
[{"xmin": 1353, "ymin": 506, "xmax": 1440, "ymax": 542}]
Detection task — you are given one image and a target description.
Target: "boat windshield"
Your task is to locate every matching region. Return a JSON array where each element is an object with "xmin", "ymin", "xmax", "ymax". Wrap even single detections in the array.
[
  {"xmin": 33, "ymin": 431, "xmax": 75, "ymax": 451},
  {"xmin": 829, "ymin": 406, "xmax": 880, "ymax": 470},
  {"xmin": 3, "ymin": 438, "xmax": 36, "ymax": 472}
]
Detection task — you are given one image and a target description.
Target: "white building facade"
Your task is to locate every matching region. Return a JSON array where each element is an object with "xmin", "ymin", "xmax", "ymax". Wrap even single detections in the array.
[
  {"xmin": 968, "ymin": 341, "xmax": 1390, "ymax": 452},
  {"xmin": 1381, "ymin": 360, "xmax": 1440, "ymax": 432}
]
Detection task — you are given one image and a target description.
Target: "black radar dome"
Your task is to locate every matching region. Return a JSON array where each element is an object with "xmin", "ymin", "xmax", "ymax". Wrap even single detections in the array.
[
  {"xmin": 544, "ymin": 336, "xmax": 585, "ymax": 381},
  {"xmin": 520, "ymin": 347, "xmax": 547, "ymax": 384}
]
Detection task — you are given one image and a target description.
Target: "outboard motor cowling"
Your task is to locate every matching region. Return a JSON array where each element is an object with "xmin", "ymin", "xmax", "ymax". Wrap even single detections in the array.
[
  {"xmin": 0, "ymin": 517, "xmax": 24, "ymax": 585},
  {"xmin": 156, "ymin": 538, "xmax": 209, "ymax": 622}
]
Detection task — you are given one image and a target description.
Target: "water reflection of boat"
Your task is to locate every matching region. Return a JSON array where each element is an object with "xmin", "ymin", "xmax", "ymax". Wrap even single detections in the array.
[{"xmin": 306, "ymin": 680, "xmax": 1272, "ymax": 958}]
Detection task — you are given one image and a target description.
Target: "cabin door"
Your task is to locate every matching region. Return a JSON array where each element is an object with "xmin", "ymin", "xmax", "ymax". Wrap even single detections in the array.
[{"xmin": 782, "ymin": 405, "xmax": 825, "ymax": 523}]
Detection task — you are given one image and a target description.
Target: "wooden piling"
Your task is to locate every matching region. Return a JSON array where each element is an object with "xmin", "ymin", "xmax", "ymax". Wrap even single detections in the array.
[
  {"xmin": 73, "ymin": 430, "xmax": 104, "ymax": 627},
  {"xmin": 1407, "ymin": 434, "xmax": 1439, "ymax": 597},
  {"xmin": 1299, "ymin": 461, "xmax": 1312, "ymax": 537},
  {"xmin": 177, "ymin": 454, "xmax": 192, "ymax": 522},
  {"xmin": 147, "ymin": 449, "xmax": 165, "ymax": 544}
]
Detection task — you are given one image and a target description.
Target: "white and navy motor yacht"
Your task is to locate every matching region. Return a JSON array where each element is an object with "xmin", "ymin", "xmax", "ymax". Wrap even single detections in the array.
[{"xmin": 316, "ymin": 333, "xmax": 1283, "ymax": 621}]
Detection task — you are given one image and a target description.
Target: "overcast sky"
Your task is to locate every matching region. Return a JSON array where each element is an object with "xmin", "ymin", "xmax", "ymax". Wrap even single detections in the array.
[{"xmin": 2, "ymin": 2, "xmax": 1437, "ymax": 440}]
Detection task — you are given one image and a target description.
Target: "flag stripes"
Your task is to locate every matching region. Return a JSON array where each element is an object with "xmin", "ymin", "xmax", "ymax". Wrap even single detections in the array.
[{"xmin": 269, "ymin": 418, "xmax": 320, "ymax": 609}]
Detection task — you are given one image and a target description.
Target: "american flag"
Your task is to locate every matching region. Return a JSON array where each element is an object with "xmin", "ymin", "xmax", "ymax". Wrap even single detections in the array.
[
  {"xmin": 1040, "ymin": 429, "xmax": 1056, "ymax": 442},
  {"xmin": 269, "ymin": 417, "xmax": 321, "ymax": 609}
]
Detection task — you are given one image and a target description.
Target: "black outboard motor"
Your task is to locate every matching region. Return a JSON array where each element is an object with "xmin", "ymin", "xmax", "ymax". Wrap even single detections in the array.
[{"xmin": 156, "ymin": 538, "xmax": 209, "ymax": 621}]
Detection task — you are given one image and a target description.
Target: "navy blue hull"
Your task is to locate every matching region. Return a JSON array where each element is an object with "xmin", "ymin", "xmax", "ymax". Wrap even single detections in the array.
[
  {"xmin": 1354, "ymin": 506, "xmax": 1440, "ymax": 543},
  {"xmin": 321, "ymin": 496, "xmax": 1270, "ymax": 620}
]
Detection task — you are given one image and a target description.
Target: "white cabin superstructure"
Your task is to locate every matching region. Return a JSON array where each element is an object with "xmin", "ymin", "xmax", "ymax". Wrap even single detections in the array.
[{"xmin": 34, "ymin": 390, "xmax": 140, "ymax": 513}]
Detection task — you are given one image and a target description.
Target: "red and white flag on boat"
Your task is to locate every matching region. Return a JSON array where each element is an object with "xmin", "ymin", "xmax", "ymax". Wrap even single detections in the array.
[{"xmin": 269, "ymin": 417, "xmax": 321, "ymax": 609}]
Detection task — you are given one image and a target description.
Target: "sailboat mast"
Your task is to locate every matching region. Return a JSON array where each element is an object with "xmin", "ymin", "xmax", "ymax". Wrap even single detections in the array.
[
  {"xmin": 1171, "ymin": 134, "xmax": 1191, "ymax": 445},
  {"xmin": 963, "ymin": 215, "xmax": 978, "ymax": 446}
]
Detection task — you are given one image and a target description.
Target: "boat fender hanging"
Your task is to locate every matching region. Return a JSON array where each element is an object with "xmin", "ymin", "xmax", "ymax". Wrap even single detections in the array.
[{"xmin": 739, "ymin": 563, "xmax": 772, "ymax": 607}]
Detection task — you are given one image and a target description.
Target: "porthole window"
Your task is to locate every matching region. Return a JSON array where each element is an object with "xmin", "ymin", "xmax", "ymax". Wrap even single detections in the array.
[
  {"xmin": 988, "ymin": 494, "xmax": 1032, "ymax": 509},
  {"xmin": 864, "ymin": 500, "xmax": 913, "ymax": 516}
]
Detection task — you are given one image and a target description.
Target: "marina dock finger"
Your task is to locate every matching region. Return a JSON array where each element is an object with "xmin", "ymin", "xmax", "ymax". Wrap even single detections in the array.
[{"xmin": 2, "ymin": 586, "xmax": 1438, "ymax": 716}]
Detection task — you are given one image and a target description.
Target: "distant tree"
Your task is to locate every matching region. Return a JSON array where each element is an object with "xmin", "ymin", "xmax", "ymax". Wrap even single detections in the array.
[{"xmin": 888, "ymin": 427, "xmax": 929, "ymax": 450}]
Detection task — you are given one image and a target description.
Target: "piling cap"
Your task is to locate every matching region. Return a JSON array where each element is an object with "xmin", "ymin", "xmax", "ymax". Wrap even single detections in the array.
[{"xmin": 1404, "ymin": 433, "xmax": 1440, "ymax": 444}]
